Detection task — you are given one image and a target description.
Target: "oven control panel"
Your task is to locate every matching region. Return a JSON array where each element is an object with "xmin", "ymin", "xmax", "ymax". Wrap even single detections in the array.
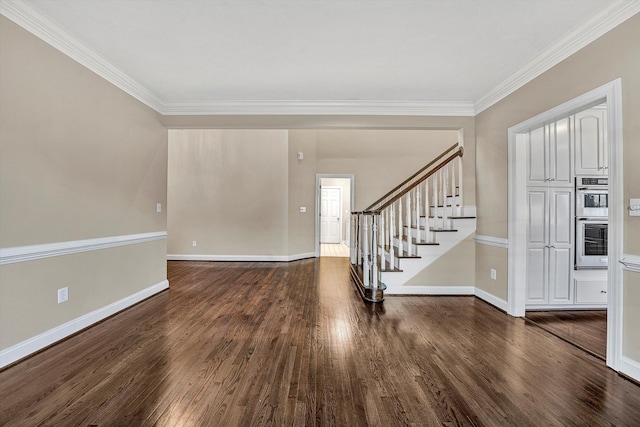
[{"xmin": 579, "ymin": 177, "xmax": 608, "ymax": 186}]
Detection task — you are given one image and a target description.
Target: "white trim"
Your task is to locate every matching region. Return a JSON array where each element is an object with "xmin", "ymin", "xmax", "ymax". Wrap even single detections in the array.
[
  {"xmin": 0, "ymin": 279, "xmax": 169, "ymax": 369},
  {"xmin": 619, "ymin": 355, "xmax": 640, "ymax": 383},
  {"xmin": 385, "ymin": 285, "xmax": 474, "ymax": 296},
  {"xmin": 2, "ymin": 0, "xmax": 638, "ymax": 117},
  {"xmin": 316, "ymin": 174, "xmax": 355, "ymax": 258},
  {"xmin": 167, "ymin": 253, "xmax": 316, "ymax": 262},
  {"xmin": 161, "ymin": 100, "xmax": 475, "ymax": 116},
  {"xmin": 0, "ymin": 232, "xmax": 167, "ymax": 265},
  {"xmin": 620, "ymin": 254, "xmax": 640, "ymax": 272},
  {"xmin": 475, "ymin": 0, "xmax": 640, "ymax": 114},
  {"xmin": 474, "ymin": 234, "xmax": 508, "ymax": 248},
  {"xmin": 507, "ymin": 79, "xmax": 623, "ymax": 373},
  {"xmin": 474, "ymin": 287, "xmax": 508, "ymax": 311},
  {"xmin": 526, "ymin": 304, "xmax": 607, "ymax": 311},
  {"xmin": 0, "ymin": 0, "xmax": 165, "ymax": 112}
]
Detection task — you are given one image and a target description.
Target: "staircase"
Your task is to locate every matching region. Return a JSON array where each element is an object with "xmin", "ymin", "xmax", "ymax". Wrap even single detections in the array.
[{"xmin": 350, "ymin": 143, "xmax": 475, "ymax": 302}]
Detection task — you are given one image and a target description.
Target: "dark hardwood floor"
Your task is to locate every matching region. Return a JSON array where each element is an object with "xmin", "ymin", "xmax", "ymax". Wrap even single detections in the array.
[
  {"xmin": 1, "ymin": 258, "xmax": 639, "ymax": 426},
  {"xmin": 525, "ymin": 310, "xmax": 607, "ymax": 360}
]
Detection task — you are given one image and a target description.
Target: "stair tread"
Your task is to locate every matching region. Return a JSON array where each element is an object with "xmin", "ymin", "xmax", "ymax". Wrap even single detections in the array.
[
  {"xmin": 381, "ymin": 245, "xmax": 420, "ymax": 259},
  {"xmin": 406, "ymin": 225, "xmax": 459, "ymax": 232},
  {"xmin": 420, "ymin": 215, "xmax": 476, "ymax": 219},
  {"xmin": 376, "ymin": 255, "xmax": 403, "ymax": 272},
  {"xmin": 397, "ymin": 236, "xmax": 439, "ymax": 246}
]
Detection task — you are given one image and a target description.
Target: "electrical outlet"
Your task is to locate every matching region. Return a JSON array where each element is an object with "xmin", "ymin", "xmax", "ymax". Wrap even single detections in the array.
[
  {"xmin": 58, "ymin": 287, "xmax": 68, "ymax": 304},
  {"xmin": 490, "ymin": 269, "xmax": 497, "ymax": 280},
  {"xmin": 192, "ymin": 240, "xmax": 197, "ymax": 247}
]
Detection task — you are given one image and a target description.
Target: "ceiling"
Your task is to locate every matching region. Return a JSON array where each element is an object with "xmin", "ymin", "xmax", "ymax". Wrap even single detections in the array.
[{"xmin": 2, "ymin": 0, "xmax": 639, "ymax": 115}]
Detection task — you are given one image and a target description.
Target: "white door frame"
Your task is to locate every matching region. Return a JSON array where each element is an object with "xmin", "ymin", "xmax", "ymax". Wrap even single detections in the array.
[
  {"xmin": 315, "ymin": 174, "xmax": 355, "ymax": 257},
  {"xmin": 320, "ymin": 186, "xmax": 342, "ymax": 244},
  {"xmin": 507, "ymin": 79, "xmax": 623, "ymax": 371}
]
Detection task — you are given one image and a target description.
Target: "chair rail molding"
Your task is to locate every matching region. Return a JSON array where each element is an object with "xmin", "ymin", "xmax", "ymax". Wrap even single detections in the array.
[
  {"xmin": 473, "ymin": 234, "xmax": 508, "ymax": 248},
  {"xmin": 620, "ymin": 254, "xmax": 640, "ymax": 272},
  {"xmin": 0, "ymin": 232, "xmax": 167, "ymax": 265}
]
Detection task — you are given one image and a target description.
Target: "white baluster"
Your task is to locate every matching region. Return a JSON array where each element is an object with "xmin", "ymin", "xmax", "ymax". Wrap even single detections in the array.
[
  {"xmin": 379, "ymin": 210, "xmax": 385, "ymax": 270},
  {"xmin": 451, "ymin": 158, "xmax": 457, "ymax": 218},
  {"xmin": 424, "ymin": 178, "xmax": 430, "ymax": 241},
  {"xmin": 350, "ymin": 214, "xmax": 356, "ymax": 264},
  {"xmin": 415, "ymin": 186, "xmax": 421, "ymax": 243},
  {"xmin": 389, "ymin": 204, "xmax": 395, "ymax": 270},
  {"xmin": 433, "ymin": 170, "xmax": 439, "ymax": 230},
  {"xmin": 363, "ymin": 215, "xmax": 370, "ymax": 287},
  {"xmin": 458, "ymin": 155, "xmax": 464, "ymax": 216},
  {"xmin": 443, "ymin": 164, "xmax": 449, "ymax": 229},
  {"xmin": 371, "ymin": 217, "xmax": 379, "ymax": 301},
  {"xmin": 405, "ymin": 193, "xmax": 411, "ymax": 256},
  {"xmin": 398, "ymin": 199, "xmax": 403, "ymax": 255},
  {"xmin": 358, "ymin": 214, "xmax": 363, "ymax": 266}
]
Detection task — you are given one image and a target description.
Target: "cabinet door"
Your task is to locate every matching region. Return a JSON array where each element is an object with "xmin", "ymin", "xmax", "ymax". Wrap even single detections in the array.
[
  {"xmin": 575, "ymin": 109, "xmax": 606, "ymax": 175},
  {"xmin": 526, "ymin": 189, "xmax": 548, "ymax": 304},
  {"xmin": 548, "ymin": 188, "xmax": 573, "ymax": 304},
  {"xmin": 548, "ymin": 117, "xmax": 573, "ymax": 186},
  {"xmin": 527, "ymin": 125, "xmax": 547, "ymax": 185},
  {"xmin": 548, "ymin": 247, "xmax": 572, "ymax": 304}
]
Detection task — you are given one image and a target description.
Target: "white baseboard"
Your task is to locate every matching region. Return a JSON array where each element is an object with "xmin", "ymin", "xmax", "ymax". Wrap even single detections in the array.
[
  {"xmin": 385, "ymin": 285, "xmax": 474, "ymax": 295},
  {"xmin": 0, "ymin": 279, "xmax": 169, "ymax": 369},
  {"xmin": 474, "ymin": 287, "xmax": 508, "ymax": 311},
  {"xmin": 619, "ymin": 355, "xmax": 640, "ymax": 383},
  {"xmin": 167, "ymin": 253, "xmax": 316, "ymax": 262}
]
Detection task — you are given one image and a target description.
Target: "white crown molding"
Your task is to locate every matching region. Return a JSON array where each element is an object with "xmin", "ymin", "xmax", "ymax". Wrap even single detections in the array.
[
  {"xmin": 3, "ymin": 0, "xmax": 638, "ymax": 117},
  {"xmin": 160, "ymin": 100, "xmax": 476, "ymax": 116},
  {"xmin": 0, "ymin": 231, "xmax": 167, "ymax": 265},
  {"xmin": 0, "ymin": 0, "xmax": 165, "ymax": 112},
  {"xmin": 474, "ymin": 0, "xmax": 640, "ymax": 114},
  {"xmin": 474, "ymin": 234, "xmax": 508, "ymax": 248},
  {"xmin": 620, "ymin": 254, "xmax": 640, "ymax": 272}
]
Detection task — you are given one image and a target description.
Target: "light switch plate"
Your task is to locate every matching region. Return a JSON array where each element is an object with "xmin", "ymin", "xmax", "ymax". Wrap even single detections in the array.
[
  {"xmin": 630, "ymin": 198, "xmax": 640, "ymax": 216},
  {"xmin": 156, "ymin": 203, "xmax": 162, "ymax": 213},
  {"xmin": 299, "ymin": 207, "xmax": 307, "ymax": 213}
]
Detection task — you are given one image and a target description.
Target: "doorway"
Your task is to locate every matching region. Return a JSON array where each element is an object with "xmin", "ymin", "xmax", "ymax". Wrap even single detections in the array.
[
  {"xmin": 507, "ymin": 79, "xmax": 623, "ymax": 370},
  {"xmin": 316, "ymin": 175, "xmax": 354, "ymax": 258}
]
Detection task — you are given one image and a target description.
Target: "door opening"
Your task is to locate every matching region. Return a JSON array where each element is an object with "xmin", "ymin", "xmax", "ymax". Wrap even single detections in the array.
[{"xmin": 316, "ymin": 175, "xmax": 354, "ymax": 258}]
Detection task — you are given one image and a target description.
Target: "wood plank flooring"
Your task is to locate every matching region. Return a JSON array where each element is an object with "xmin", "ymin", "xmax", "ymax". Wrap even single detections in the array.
[
  {"xmin": 320, "ymin": 243, "xmax": 349, "ymax": 257},
  {"xmin": 525, "ymin": 310, "xmax": 607, "ymax": 360},
  {"xmin": 1, "ymin": 259, "xmax": 640, "ymax": 426}
]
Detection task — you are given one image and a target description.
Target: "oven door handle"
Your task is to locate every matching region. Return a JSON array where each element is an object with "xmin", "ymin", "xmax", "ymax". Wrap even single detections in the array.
[{"xmin": 577, "ymin": 187, "xmax": 608, "ymax": 192}]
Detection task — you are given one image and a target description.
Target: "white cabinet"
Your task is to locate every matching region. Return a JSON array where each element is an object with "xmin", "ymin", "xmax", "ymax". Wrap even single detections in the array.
[
  {"xmin": 573, "ymin": 270, "xmax": 607, "ymax": 306},
  {"xmin": 527, "ymin": 117, "xmax": 573, "ymax": 187},
  {"xmin": 526, "ymin": 188, "xmax": 574, "ymax": 305},
  {"xmin": 574, "ymin": 107, "xmax": 607, "ymax": 176}
]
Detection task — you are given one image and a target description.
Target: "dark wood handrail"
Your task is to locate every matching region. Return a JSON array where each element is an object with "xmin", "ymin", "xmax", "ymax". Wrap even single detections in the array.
[
  {"xmin": 367, "ymin": 146, "xmax": 463, "ymax": 213},
  {"xmin": 364, "ymin": 143, "xmax": 459, "ymax": 212}
]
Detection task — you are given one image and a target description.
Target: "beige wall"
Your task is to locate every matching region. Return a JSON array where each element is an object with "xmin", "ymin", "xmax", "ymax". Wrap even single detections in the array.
[
  {"xmin": 405, "ymin": 236, "xmax": 475, "ymax": 287},
  {"xmin": 315, "ymin": 129, "xmax": 461, "ymax": 210},
  {"xmin": 0, "ymin": 17, "xmax": 168, "ymax": 351},
  {"xmin": 288, "ymin": 131, "xmax": 318, "ymax": 255},
  {"xmin": 168, "ymin": 127, "xmax": 476, "ymax": 260},
  {"xmin": 167, "ymin": 129, "xmax": 289, "ymax": 256},
  {"xmin": 474, "ymin": 14, "xmax": 640, "ymax": 360},
  {"xmin": 161, "ymin": 115, "xmax": 477, "ymax": 208}
]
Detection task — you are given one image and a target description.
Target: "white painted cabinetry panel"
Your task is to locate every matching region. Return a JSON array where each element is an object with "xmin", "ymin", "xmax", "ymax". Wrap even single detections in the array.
[{"xmin": 574, "ymin": 108, "xmax": 607, "ymax": 176}]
